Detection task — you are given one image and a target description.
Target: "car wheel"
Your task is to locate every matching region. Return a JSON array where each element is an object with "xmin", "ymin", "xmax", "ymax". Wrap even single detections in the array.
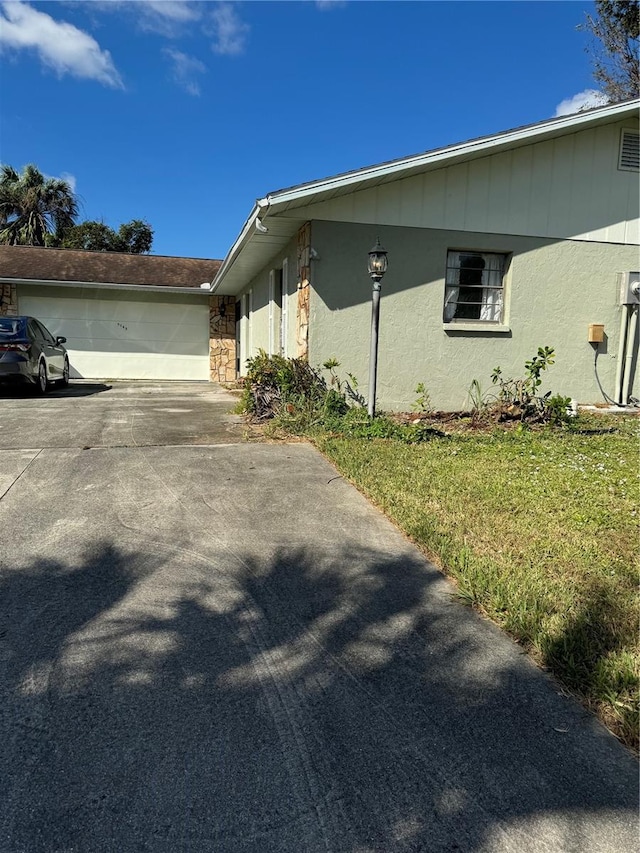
[
  {"xmin": 36, "ymin": 360, "xmax": 48, "ymax": 395},
  {"xmin": 59, "ymin": 357, "xmax": 70, "ymax": 387}
]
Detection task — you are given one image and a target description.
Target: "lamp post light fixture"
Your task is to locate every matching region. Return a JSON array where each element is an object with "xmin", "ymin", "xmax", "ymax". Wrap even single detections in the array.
[{"xmin": 367, "ymin": 238, "xmax": 388, "ymax": 418}]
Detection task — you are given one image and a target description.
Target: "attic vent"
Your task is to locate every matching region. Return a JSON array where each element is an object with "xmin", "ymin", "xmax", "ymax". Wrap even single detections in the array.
[{"xmin": 619, "ymin": 130, "xmax": 639, "ymax": 171}]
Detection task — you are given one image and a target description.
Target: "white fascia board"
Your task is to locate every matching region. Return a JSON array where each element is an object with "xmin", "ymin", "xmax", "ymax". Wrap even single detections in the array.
[
  {"xmin": 263, "ymin": 101, "xmax": 639, "ymax": 209},
  {"xmin": 210, "ymin": 201, "xmax": 266, "ymax": 294},
  {"xmin": 4, "ymin": 277, "xmax": 210, "ymax": 296}
]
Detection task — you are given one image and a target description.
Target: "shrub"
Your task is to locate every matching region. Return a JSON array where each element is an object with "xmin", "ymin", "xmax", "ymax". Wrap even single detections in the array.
[
  {"xmin": 241, "ymin": 351, "xmax": 348, "ymax": 427},
  {"xmin": 238, "ymin": 353, "xmax": 444, "ymax": 442},
  {"xmin": 490, "ymin": 346, "xmax": 556, "ymax": 422},
  {"xmin": 469, "ymin": 346, "xmax": 571, "ymax": 426}
]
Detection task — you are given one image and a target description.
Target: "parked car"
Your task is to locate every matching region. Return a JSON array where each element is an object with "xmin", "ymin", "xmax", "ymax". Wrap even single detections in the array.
[{"xmin": 0, "ymin": 316, "xmax": 69, "ymax": 393}]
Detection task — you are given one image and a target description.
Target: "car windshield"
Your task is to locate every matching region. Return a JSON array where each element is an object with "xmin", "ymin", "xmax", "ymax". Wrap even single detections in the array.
[{"xmin": 0, "ymin": 318, "xmax": 25, "ymax": 337}]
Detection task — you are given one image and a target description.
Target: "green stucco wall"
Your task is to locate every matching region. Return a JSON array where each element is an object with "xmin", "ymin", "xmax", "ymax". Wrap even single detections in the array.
[{"xmin": 308, "ymin": 220, "xmax": 639, "ymax": 411}]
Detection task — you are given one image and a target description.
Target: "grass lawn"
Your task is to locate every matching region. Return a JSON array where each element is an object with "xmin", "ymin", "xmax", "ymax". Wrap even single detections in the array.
[{"xmin": 314, "ymin": 416, "xmax": 639, "ymax": 752}]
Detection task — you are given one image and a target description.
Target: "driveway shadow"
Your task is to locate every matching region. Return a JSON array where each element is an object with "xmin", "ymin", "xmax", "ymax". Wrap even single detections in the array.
[
  {"xmin": 48, "ymin": 382, "xmax": 113, "ymax": 397},
  {"xmin": 0, "ymin": 381, "xmax": 112, "ymax": 399},
  {"xmin": 0, "ymin": 542, "xmax": 637, "ymax": 852}
]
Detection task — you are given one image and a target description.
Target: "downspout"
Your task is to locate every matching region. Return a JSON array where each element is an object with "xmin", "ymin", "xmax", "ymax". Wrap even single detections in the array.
[
  {"xmin": 621, "ymin": 304, "xmax": 638, "ymax": 405},
  {"xmin": 254, "ymin": 198, "xmax": 271, "ymax": 234},
  {"xmin": 614, "ymin": 305, "xmax": 629, "ymax": 405}
]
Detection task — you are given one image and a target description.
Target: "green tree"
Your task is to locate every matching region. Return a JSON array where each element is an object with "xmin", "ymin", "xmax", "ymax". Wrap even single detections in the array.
[
  {"xmin": 56, "ymin": 220, "xmax": 119, "ymax": 251},
  {"xmin": 116, "ymin": 219, "xmax": 153, "ymax": 254},
  {"xmin": 0, "ymin": 164, "xmax": 78, "ymax": 246},
  {"xmin": 58, "ymin": 218, "xmax": 153, "ymax": 253},
  {"xmin": 582, "ymin": 1, "xmax": 639, "ymax": 102}
]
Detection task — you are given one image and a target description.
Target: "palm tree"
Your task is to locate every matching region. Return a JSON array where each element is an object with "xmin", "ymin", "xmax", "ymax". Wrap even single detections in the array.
[{"xmin": 0, "ymin": 164, "xmax": 78, "ymax": 246}]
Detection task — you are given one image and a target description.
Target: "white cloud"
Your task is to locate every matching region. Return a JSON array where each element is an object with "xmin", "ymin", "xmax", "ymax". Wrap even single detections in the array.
[
  {"xmin": 0, "ymin": 1, "xmax": 123, "ymax": 87},
  {"xmin": 90, "ymin": 0, "xmax": 202, "ymax": 36},
  {"xmin": 210, "ymin": 2, "xmax": 248, "ymax": 56},
  {"xmin": 163, "ymin": 47, "xmax": 206, "ymax": 96},
  {"xmin": 41, "ymin": 169, "xmax": 77, "ymax": 192},
  {"xmin": 554, "ymin": 89, "xmax": 609, "ymax": 117},
  {"xmin": 145, "ymin": 1, "xmax": 199, "ymax": 22},
  {"xmin": 58, "ymin": 171, "xmax": 77, "ymax": 193}
]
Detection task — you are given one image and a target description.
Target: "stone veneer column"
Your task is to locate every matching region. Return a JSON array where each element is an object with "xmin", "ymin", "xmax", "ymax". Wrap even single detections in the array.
[
  {"xmin": 296, "ymin": 222, "xmax": 311, "ymax": 359},
  {"xmin": 0, "ymin": 283, "xmax": 18, "ymax": 316},
  {"xmin": 209, "ymin": 295, "xmax": 237, "ymax": 382}
]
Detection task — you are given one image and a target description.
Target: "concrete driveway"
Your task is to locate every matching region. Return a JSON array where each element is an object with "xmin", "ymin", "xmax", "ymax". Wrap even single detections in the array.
[
  {"xmin": 0, "ymin": 382, "xmax": 637, "ymax": 852},
  {"xmin": 0, "ymin": 380, "xmax": 246, "ymax": 448}
]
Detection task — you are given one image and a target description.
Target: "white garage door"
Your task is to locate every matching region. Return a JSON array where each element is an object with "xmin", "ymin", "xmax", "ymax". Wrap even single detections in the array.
[{"xmin": 18, "ymin": 285, "xmax": 210, "ymax": 381}]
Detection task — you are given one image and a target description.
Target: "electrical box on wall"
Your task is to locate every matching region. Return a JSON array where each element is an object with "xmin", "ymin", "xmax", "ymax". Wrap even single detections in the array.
[
  {"xmin": 588, "ymin": 323, "xmax": 605, "ymax": 343},
  {"xmin": 618, "ymin": 271, "xmax": 640, "ymax": 305}
]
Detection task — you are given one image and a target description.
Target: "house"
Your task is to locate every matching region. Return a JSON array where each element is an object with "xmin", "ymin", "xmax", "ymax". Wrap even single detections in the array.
[
  {"xmin": 212, "ymin": 99, "xmax": 640, "ymax": 411},
  {"xmin": 0, "ymin": 246, "xmax": 235, "ymax": 383}
]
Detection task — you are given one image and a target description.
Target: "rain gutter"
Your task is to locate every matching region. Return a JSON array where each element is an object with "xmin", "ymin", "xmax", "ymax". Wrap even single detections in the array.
[{"xmin": 1, "ymin": 277, "xmax": 210, "ymax": 296}]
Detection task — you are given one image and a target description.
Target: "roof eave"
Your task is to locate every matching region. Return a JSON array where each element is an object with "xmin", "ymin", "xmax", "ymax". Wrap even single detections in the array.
[
  {"xmin": 212, "ymin": 98, "xmax": 640, "ymax": 292},
  {"xmin": 1, "ymin": 277, "xmax": 212, "ymax": 295},
  {"xmin": 210, "ymin": 200, "xmax": 268, "ymax": 294},
  {"xmin": 264, "ymin": 100, "xmax": 640, "ymax": 208}
]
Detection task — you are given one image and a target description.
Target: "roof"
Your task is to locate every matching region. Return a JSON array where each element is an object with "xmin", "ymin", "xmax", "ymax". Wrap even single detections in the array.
[
  {"xmin": 268, "ymin": 98, "xmax": 640, "ymax": 198},
  {"xmin": 212, "ymin": 98, "xmax": 640, "ymax": 295},
  {"xmin": 0, "ymin": 245, "xmax": 221, "ymax": 291}
]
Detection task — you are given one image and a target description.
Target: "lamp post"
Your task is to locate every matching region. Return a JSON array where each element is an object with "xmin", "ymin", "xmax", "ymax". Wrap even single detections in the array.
[{"xmin": 367, "ymin": 238, "xmax": 388, "ymax": 418}]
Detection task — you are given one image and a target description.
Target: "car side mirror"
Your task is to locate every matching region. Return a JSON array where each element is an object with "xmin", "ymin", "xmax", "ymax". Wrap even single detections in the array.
[{"xmin": 56, "ymin": 336, "xmax": 67, "ymax": 345}]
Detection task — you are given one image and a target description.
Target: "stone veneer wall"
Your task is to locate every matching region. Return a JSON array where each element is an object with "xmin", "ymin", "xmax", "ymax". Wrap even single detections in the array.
[
  {"xmin": 0, "ymin": 283, "xmax": 18, "ymax": 316},
  {"xmin": 209, "ymin": 295, "xmax": 236, "ymax": 382},
  {"xmin": 296, "ymin": 223, "xmax": 311, "ymax": 359}
]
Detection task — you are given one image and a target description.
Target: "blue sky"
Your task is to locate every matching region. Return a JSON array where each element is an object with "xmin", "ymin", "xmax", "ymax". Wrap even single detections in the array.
[{"xmin": 0, "ymin": 1, "xmax": 605, "ymax": 259}]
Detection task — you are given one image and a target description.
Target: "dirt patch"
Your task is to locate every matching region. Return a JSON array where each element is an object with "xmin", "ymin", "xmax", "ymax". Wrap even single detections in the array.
[
  {"xmin": 391, "ymin": 410, "xmax": 502, "ymax": 435},
  {"xmin": 391, "ymin": 406, "xmax": 639, "ymax": 435}
]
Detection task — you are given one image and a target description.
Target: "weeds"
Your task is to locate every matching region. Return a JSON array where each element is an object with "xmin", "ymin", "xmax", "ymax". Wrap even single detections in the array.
[
  {"xmin": 466, "ymin": 378, "xmax": 491, "ymax": 426},
  {"xmin": 412, "ymin": 382, "xmax": 433, "ymax": 416},
  {"xmin": 323, "ymin": 359, "xmax": 365, "ymax": 407}
]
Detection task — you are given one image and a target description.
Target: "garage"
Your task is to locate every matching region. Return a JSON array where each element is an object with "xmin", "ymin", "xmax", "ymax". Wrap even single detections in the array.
[
  {"xmin": 1, "ymin": 245, "xmax": 221, "ymax": 382},
  {"xmin": 18, "ymin": 284, "xmax": 210, "ymax": 381}
]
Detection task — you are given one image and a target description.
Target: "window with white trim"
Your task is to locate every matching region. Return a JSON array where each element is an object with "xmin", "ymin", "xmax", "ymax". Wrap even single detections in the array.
[{"xmin": 443, "ymin": 250, "xmax": 507, "ymax": 323}]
